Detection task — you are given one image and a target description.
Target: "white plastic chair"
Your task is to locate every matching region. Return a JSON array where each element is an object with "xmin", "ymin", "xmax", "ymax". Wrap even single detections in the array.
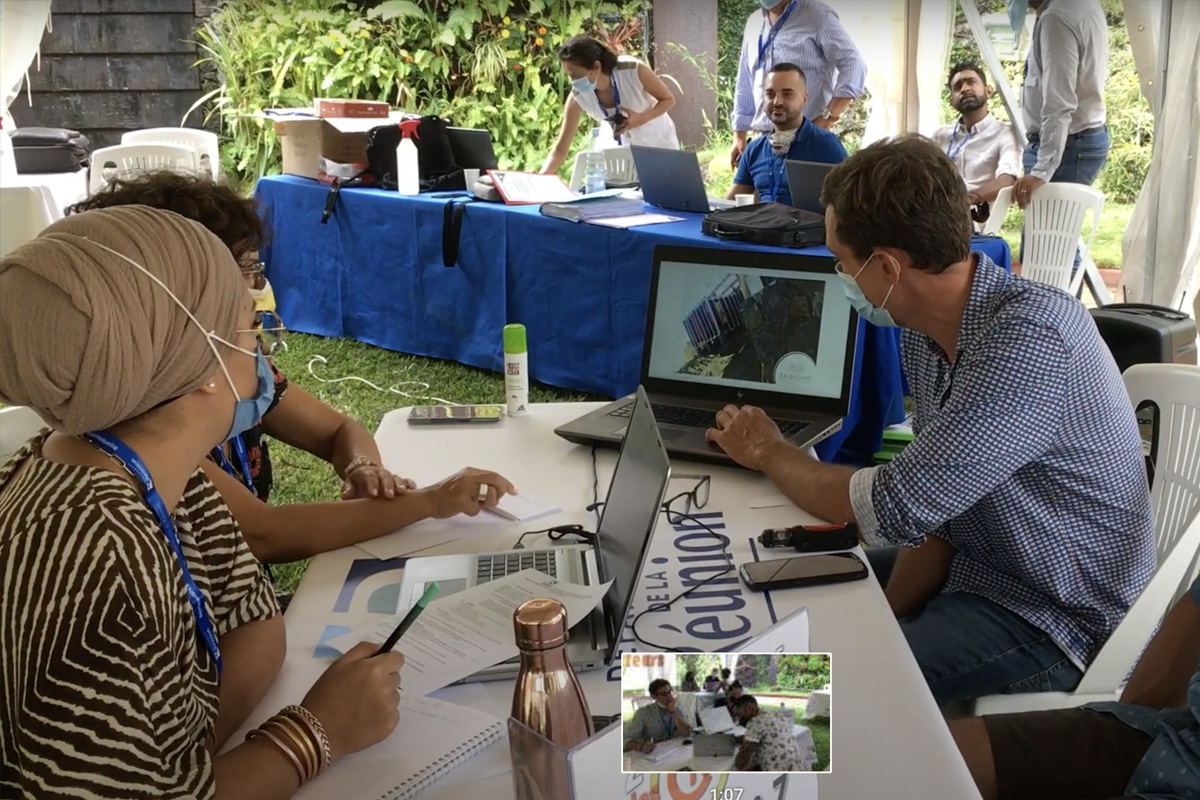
[
  {"xmin": 979, "ymin": 185, "xmax": 1010, "ymax": 237},
  {"xmin": 0, "ymin": 406, "xmax": 47, "ymax": 460},
  {"xmin": 569, "ymin": 144, "xmax": 638, "ymax": 191},
  {"xmin": 993, "ymin": 183, "xmax": 1104, "ymax": 294},
  {"xmin": 88, "ymin": 143, "xmax": 198, "ymax": 195},
  {"xmin": 122, "ymin": 127, "xmax": 220, "ymax": 179},
  {"xmin": 973, "ymin": 363, "xmax": 1200, "ymax": 715},
  {"xmin": 0, "ymin": 185, "xmax": 57, "ymax": 257}
]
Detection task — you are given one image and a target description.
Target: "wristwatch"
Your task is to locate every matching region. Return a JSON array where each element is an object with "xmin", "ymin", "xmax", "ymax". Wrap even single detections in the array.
[{"xmin": 819, "ymin": 108, "xmax": 839, "ymax": 123}]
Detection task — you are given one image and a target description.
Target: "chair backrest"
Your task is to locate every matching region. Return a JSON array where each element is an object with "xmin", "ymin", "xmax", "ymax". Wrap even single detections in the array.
[
  {"xmin": 1074, "ymin": 363, "xmax": 1200, "ymax": 694},
  {"xmin": 1124, "ymin": 363, "xmax": 1200, "ymax": 563},
  {"xmin": 1020, "ymin": 182, "xmax": 1104, "ymax": 291},
  {"xmin": 0, "ymin": 185, "xmax": 58, "ymax": 257},
  {"xmin": 0, "ymin": 406, "xmax": 47, "ymax": 461},
  {"xmin": 88, "ymin": 143, "xmax": 199, "ymax": 195},
  {"xmin": 122, "ymin": 128, "xmax": 220, "ymax": 179},
  {"xmin": 604, "ymin": 145, "xmax": 637, "ymax": 184}
]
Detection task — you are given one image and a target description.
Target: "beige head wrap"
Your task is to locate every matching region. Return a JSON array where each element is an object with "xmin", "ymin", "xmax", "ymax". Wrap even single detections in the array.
[{"xmin": 0, "ymin": 205, "xmax": 246, "ymax": 435}]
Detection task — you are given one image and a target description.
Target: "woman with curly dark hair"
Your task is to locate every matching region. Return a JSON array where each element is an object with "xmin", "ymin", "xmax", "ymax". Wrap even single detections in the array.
[{"xmin": 69, "ymin": 173, "xmax": 516, "ymax": 567}]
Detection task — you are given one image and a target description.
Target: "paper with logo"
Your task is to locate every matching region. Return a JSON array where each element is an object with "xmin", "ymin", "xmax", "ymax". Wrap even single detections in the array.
[
  {"xmin": 323, "ymin": 569, "xmax": 613, "ymax": 697},
  {"xmin": 699, "ymin": 704, "xmax": 737, "ymax": 734},
  {"xmin": 620, "ymin": 773, "xmax": 816, "ymax": 800}
]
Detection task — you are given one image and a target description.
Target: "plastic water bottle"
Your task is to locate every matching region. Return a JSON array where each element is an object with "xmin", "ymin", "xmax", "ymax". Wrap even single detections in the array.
[
  {"xmin": 583, "ymin": 128, "xmax": 606, "ymax": 194},
  {"xmin": 395, "ymin": 120, "xmax": 421, "ymax": 196}
]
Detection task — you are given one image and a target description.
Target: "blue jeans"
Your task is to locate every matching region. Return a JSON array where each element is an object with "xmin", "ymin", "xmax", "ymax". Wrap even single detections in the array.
[
  {"xmin": 900, "ymin": 591, "xmax": 1083, "ymax": 706},
  {"xmin": 1020, "ymin": 126, "xmax": 1111, "ymax": 273}
]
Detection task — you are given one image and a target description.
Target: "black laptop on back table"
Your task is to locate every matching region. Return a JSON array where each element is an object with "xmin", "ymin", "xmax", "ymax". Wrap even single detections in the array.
[{"xmin": 555, "ymin": 245, "xmax": 860, "ymax": 465}]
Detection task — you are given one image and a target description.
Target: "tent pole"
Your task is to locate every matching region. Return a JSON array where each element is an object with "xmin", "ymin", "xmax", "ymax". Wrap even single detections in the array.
[{"xmin": 1141, "ymin": 0, "xmax": 1173, "ymax": 303}]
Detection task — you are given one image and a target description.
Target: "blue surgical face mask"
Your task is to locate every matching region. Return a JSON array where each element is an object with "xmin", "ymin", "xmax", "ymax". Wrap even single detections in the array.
[
  {"xmin": 837, "ymin": 254, "xmax": 899, "ymax": 328},
  {"xmin": 571, "ymin": 73, "xmax": 596, "ymax": 95},
  {"xmin": 224, "ymin": 345, "xmax": 274, "ymax": 442},
  {"xmin": 1008, "ymin": 0, "xmax": 1028, "ymax": 33},
  {"xmin": 760, "ymin": 0, "xmax": 781, "ymax": 8}
]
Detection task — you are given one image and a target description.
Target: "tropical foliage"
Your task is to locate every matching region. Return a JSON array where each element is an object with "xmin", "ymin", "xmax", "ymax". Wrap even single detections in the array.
[{"xmin": 189, "ymin": 0, "xmax": 649, "ymax": 188}]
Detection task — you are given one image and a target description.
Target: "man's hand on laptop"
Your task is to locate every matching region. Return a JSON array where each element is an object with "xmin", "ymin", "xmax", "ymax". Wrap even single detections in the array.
[
  {"xmin": 706, "ymin": 405, "xmax": 789, "ymax": 471},
  {"xmin": 418, "ymin": 467, "xmax": 516, "ymax": 518}
]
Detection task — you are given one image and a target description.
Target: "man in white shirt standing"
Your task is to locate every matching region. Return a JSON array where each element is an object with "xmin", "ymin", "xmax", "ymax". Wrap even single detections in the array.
[
  {"xmin": 932, "ymin": 63, "xmax": 1023, "ymax": 208},
  {"xmin": 730, "ymin": 0, "xmax": 867, "ymax": 168},
  {"xmin": 1012, "ymin": 0, "xmax": 1109, "ymax": 210}
]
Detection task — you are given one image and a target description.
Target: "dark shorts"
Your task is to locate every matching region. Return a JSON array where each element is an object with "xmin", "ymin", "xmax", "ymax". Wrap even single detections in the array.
[{"xmin": 985, "ymin": 708, "xmax": 1154, "ymax": 800}]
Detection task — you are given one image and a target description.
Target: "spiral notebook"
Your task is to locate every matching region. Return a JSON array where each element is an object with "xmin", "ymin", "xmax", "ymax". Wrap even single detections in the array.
[{"xmin": 296, "ymin": 695, "xmax": 504, "ymax": 800}]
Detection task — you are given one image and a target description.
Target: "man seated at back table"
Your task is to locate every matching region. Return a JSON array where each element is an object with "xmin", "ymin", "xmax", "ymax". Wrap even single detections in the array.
[
  {"xmin": 727, "ymin": 63, "xmax": 846, "ymax": 206},
  {"xmin": 705, "ymin": 135, "xmax": 1156, "ymax": 706},
  {"xmin": 624, "ymin": 678, "xmax": 692, "ymax": 753}
]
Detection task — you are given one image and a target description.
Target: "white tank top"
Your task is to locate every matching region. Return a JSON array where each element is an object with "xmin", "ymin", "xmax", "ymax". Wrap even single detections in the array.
[{"xmin": 571, "ymin": 56, "xmax": 680, "ymax": 150}]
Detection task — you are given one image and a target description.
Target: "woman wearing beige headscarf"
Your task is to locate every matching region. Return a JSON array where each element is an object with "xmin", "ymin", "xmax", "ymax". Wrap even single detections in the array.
[{"xmin": 0, "ymin": 206, "xmax": 404, "ymax": 799}]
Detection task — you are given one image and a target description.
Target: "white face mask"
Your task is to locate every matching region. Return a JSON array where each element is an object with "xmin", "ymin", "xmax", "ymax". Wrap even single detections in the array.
[{"xmin": 86, "ymin": 238, "xmax": 262, "ymax": 409}]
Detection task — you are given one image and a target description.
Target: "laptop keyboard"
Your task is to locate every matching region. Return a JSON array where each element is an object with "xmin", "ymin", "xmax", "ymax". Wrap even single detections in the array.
[
  {"xmin": 607, "ymin": 401, "xmax": 809, "ymax": 437},
  {"xmin": 476, "ymin": 551, "xmax": 558, "ymax": 584}
]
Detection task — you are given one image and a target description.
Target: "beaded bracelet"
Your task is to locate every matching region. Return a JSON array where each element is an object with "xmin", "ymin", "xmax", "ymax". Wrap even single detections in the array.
[{"xmin": 341, "ymin": 455, "xmax": 380, "ymax": 480}]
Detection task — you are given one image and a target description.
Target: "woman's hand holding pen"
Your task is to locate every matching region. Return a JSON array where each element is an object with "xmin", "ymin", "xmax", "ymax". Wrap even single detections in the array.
[{"xmin": 301, "ymin": 642, "xmax": 405, "ymax": 761}]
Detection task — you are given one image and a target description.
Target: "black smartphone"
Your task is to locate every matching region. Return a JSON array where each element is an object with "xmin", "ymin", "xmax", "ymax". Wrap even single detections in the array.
[{"xmin": 739, "ymin": 552, "xmax": 869, "ymax": 591}]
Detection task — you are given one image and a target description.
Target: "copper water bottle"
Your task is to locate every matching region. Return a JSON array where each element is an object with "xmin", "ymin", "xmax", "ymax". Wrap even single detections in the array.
[{"xmin": 511, "ymin": 598, "xmax": 594, "ymax": 748}]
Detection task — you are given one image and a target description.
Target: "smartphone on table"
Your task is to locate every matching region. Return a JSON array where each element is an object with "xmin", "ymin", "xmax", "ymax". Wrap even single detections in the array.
[
  {"xmin": 407, "ymin": 405, "xmax": 503, "ymax": 424},
  {"xmin": 739, "ymin": 552, "xmax": 869, "ymax": 591}
]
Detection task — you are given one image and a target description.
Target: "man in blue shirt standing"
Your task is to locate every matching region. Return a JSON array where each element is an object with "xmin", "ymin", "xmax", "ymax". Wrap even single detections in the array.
[
  {"xmin": 727, "ymin": 64, "xmax": 846, "ymax": 206},
  {"xmin": 707, "ymin": 135, "xmax": 1155, "ymax": 705},
  {"xmin": 952, "ymin": 570, "xmax": 1200, "ymax": 799}
]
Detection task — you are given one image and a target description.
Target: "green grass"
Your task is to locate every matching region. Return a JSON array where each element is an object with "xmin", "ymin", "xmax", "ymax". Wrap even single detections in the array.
[
  {"xmin": 265, "ymin": 332, "xmax": 588, "ymax": 591},
  {"xmin": 693, "ymin": 141, "xmax": 1134, "ymax": 271}
]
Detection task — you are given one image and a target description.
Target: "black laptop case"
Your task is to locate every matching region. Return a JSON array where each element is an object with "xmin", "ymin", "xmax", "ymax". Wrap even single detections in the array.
[{"xmin": 702, "ymin": 202, "xmax": 826, "ymax": 248}]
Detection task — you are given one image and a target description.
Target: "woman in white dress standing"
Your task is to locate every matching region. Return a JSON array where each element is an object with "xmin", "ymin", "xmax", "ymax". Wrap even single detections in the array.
[{"xmin": 539, "ymin": 35, "xmax": 680, "ymax": 175}]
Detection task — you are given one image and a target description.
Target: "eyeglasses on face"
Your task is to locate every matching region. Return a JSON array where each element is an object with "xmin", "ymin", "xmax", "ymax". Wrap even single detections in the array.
[{"xmin": 238, "ymin": 310, "xmax": 287, "ymax": 355}]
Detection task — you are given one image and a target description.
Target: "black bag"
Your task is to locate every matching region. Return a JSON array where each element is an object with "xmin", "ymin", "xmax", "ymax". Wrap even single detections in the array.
[
  {"xmin": 702, "ymin": 202, "xmax": 826, "ymax": 248},
  {"xmin": 321, "ymin": 115, "xmax": 464, "ymax": 225},
  {"xmin": 365, "ymin": 116, "xmax": 463, "ymax": 192},
  {"xmin": 10, "ymin": 126, "xmax": 90, "ymax": 174}
]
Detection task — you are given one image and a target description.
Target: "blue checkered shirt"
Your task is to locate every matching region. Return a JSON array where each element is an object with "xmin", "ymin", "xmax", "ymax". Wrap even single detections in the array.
[
  {"xmin": 732, "ymin": 0, "xmax": 867, "ymax": 132},
  {"xmin": 849, "ymin": 254, "xmax": 1156, "ymax": 668}
]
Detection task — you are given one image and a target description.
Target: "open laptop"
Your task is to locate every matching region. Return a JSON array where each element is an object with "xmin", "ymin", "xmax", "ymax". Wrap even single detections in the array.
[
  {"xmin": 629, "ymin": 145, "xmax": 736, "ymax": 213},
  {"xmin": 784, "ymin": 159, "xmax": 836, "ymax": 215},
  {"xmin": 556, "ymin": 245, "xmax": 860, "ymax": 465},
  {"xmin": 394, "ymin": 385, "xmax": 671, "ymax": 681},
  {"xmin": 447, "ymin": 127, "xmax": 499, "ymax": 170}
]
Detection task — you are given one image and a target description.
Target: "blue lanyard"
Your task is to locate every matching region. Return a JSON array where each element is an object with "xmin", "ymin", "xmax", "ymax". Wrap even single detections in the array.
[
  {"xmin": 754, "ymin": 0, "xmax": 797, "ymax": 74},
  {"xmin": 83, "ymin": 431, "xmax": 222, "ymax": 676},
  {"xmin": 212, "ymin": 435, "xmax": 255, "ymax": 495},
  {"xmin": 598, "ymin": 73, "xmax": 623, "ymax": 145},
  {"xmin": 947, "ymin": 125, "xmax": 971, "ymax": 162}
]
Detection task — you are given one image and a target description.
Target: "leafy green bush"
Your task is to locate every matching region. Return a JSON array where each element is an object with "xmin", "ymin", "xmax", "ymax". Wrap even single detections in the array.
[{"xmin": 191, "ymin": 0, "xmax": 649, "ymax": 188}]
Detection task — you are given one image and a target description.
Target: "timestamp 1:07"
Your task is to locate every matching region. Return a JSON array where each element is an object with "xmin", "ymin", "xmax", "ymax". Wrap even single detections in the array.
[{"xmin": 711, "ymin": 791, "xmax": 744, "ymax": 800}]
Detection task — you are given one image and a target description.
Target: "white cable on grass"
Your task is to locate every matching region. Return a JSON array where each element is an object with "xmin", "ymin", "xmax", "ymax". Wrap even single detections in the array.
[{"xmin": 306, "ymin": 355, "xmax": 460, "ymax": 406}]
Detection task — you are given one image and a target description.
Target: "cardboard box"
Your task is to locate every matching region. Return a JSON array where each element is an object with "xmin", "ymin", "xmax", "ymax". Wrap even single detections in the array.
[
  {"xmin": 315, "ymin": 98, "xmax": 389, "ymax": 119},
  {"xmin": 260, "ymin": 109, "xmax": 404, "ymax": 180}
]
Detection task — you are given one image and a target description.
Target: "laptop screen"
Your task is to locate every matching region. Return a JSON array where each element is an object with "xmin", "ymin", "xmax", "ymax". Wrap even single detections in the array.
[
  {"xmin": 644, "ymin": 249, "xmax": 857, "ymax": 407},
  {"xmin": 596, "ymin": 387, "xmax": 671, "ymax": 667}
]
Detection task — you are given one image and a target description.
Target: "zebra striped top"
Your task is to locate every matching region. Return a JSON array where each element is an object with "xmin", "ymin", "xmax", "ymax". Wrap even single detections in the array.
[{"xmin": 0, "ymin": 431, "xmax": 279, "ymax": 799}]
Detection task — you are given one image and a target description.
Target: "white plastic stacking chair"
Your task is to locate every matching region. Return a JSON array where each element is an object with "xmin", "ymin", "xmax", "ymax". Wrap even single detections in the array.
[
  {"xmin": 0, "ymin": 185, "xmax": 58, "ymax": 257},
  {"xmin": 569, "ymin": 144, "xmax": 638, "ymax": 191},
  {"xmin": 979, "ymin": 185, "xmax": 1011, "ymax": 237},
  {"xmin": 0, "ymin": 406, "xmax": 47, "ymax": 460},
  {"xmin": 972, "ymin": 363, "xmax": 1200, "ymax": 716},
  {"xmin": 122, "ymin": 127, "xmax": 221, "ymax": 179},
  {"xmin": 88, "ymin": 142, "xmax": 198, "ymax": 195},
  {"xmin": 1017, "ymin": 183, "xmax": 1104, "ymax": 294}
]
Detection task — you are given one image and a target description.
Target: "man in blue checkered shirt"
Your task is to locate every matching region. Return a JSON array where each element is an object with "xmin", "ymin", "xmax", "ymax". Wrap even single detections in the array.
[{"xmin": 707, "ymin": 135, "xmax": 1156, "ymax": 705}]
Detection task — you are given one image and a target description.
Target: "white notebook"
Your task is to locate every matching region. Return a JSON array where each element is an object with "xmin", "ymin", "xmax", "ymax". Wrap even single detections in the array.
[{"xmin": 296, "ymin": 695, "xmax": 504, "ymax": 800}]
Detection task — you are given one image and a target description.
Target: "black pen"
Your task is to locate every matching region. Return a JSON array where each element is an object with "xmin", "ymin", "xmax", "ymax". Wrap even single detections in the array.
[{"xmin": 374, "ymin": 582, "xmax": 441, "ymax": 655}]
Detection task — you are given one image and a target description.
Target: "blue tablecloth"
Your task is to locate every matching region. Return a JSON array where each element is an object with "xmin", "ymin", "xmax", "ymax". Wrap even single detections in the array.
[{"xmin": 256, "ymin": 175, "xmax": 1011, "ymax": 464}]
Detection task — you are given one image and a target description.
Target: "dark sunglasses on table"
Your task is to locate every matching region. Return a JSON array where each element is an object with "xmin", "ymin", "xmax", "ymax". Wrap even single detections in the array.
[{"xmin": 663, "ymin": 474, "xmax": 711, "ymax": 524}]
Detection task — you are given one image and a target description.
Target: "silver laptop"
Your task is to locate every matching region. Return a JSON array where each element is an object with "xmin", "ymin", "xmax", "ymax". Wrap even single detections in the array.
[
  {"xmin": 394, "ymin": 386, "xmax": 671, "ymax": 681},
  {"xmin": 629, "ymin": 145, "xmax": 736, "ymax": 213},
  {"xmin": 784, "ymin": 159, "xmax": 836, "ymax": 215},
  {"xmin": 556, "ymin": 245, "xmax": 860, "ymax": 466},
  {"xmin": 693, "ymin": 733, "xmax": 736, "ymax": 757}
]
